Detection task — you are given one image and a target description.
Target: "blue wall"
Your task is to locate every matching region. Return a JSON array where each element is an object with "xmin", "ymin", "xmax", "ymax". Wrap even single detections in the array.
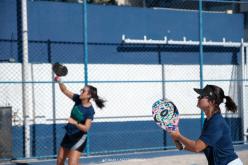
[
  {"xmin": 12, "ymin": 1, "xmax": 246, "ymax": 42},
  {"xmin": 12, "ymin": 118, "xmax": 242, "ymax": 158},
  {"xmin": 0, "ymin": 1, "xmax": 244, "ymax": 159},
  {"xmin": 0, "ymin": 0, "xmax": 244, "ymax": 64},
  {"xmin": 0, "ymin": 0, "xmax": 17, "ymax": 39}
]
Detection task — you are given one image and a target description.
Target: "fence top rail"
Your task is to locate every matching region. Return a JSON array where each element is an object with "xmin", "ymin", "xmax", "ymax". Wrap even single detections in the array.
[
  {"xmin": 122, "ymin": 35, "xmax": 248, "ymax": 47},
  {"xmin": 1, "ymin": 37, "xmax": 247, "ymax": 47}
]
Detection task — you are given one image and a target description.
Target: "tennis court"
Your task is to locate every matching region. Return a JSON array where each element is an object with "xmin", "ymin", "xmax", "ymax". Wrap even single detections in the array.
[
  {"xmin": 1, "ymin": 0, "xmax": 248, "ymax": 164},
  {"xmin": 3, "ymin": 144, "xmax": 247, "ymax": 165},
  {"xmin": 99, "ymin": 149, "xmax": 248, "ymax": 165}
]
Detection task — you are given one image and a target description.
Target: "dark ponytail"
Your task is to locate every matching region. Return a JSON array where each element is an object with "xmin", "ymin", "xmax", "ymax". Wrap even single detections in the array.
[
  {"xmin": 206, "ymin": 85, "xmax": 237, "ymax": 113},
  {"xmin": 87, "ymin": 85, "xmax": 106, "ymax": 109},
  {"xmin": 224, "ymin": 96, "xmax": 237, "ymax": 113},
  {"xmin": 94, "ymin": 97, "xmax": 106, "ymax": 109}
]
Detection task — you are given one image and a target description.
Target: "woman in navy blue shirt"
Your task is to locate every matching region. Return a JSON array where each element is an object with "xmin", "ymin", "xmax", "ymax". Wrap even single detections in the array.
[
  {"xmin": 170, "ymin": 84, "xmax": 243, "ymax": 165},
  {"xmin": 55, "ymin": 76, "xmax": 105, "ymax": 165}
]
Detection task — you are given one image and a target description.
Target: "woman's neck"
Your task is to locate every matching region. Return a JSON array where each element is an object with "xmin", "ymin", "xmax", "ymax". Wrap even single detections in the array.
[
  {"xmin": 205, "ymin": 108, "xmax": 219, "ymax": 120},
  {"xmin": 81, "ymin": 99, "xmax": 91, "ymax": 107}
]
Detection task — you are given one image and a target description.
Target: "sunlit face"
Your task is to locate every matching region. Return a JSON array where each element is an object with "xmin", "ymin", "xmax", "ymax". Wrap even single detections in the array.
[
  {"xmin": 197, "ymin": 96, "xmax": 214, "ymax": 112},
  {"xmin": 79, "ymin": 86, "xmax": 91, "ymax": 100}
]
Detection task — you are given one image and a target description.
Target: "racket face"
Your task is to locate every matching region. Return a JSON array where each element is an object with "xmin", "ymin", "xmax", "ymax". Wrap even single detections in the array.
[
  {"xmin": 52, "ymin": 63, "xmax": 68, "ymax": 76},
  {"xmin": 152, "ymin": 98, "xmax": 179, "ymax": 131}
]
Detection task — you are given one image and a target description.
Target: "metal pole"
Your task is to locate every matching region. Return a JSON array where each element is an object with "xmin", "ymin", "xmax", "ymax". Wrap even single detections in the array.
[
  {"xmin": 241, "ymin": 41, "xmax": 247, "ymax": 143},
  {"xmin": 31, "ymin": 64, "xmax": 36, "ymax": 156},
  {"xmin": 83, "ymin": 0, "xmax": 90, "ymax": 156},
  {"xmin": 158, "ymin": 45, "xmax": 167, "ymax": 148},
  {"xmin": 83, "ymin": 1, "xmax": 88, "ymax": 85},
  {"xmin": 199, "ymin": 0, "xmax": 204, "ymax": 128},
  {"xmin": 21, "ymin": 0, "xmax": 31, "ymax": 158},
  {"xmin": 48, "ymin": 39, "xmax": 57, "ymax": 155}
]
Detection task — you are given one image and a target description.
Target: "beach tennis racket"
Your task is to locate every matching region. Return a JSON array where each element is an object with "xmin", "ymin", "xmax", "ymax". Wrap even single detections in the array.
[
  {"xmin": 52, "ymin": 63, "xmax": 68, "ymax": 77},
  {"xmin": 152, "ymin": 98, "xmax": 183, "ymax": 150}
]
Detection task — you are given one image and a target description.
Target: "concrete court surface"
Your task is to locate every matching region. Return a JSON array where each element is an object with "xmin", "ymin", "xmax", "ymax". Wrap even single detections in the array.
[{"xmin": 2, "ymin": 144, "xmax": 247, "ymax": 165}]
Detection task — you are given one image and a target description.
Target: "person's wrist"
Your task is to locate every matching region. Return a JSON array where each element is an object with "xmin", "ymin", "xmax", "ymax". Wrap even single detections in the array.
[{"xmin": 54, "ymin": 76, "xmax": 62, "ymax": 83}]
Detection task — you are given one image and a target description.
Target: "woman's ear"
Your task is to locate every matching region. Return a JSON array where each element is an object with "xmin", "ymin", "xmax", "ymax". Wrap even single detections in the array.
[{"xmin": 208, "ymin": 99, "xmax": 216, "ymax": 106}]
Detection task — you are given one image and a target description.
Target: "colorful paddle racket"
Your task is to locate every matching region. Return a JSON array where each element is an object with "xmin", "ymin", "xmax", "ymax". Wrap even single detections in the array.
[{"xmin": 152, "ymin": 98, "xmax": 183, "ymax": 150}]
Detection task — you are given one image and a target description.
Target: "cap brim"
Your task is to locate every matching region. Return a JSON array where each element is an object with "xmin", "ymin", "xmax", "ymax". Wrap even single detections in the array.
[{"xmin": 193, "ymin": 88, "xmax": 202, "ymax": 94}]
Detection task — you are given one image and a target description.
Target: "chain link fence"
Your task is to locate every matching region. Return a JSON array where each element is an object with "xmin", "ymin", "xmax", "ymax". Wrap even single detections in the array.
[
  {"xmin": 31, "ymin": 0, "xmax": 246, "ymax": 13},
  {"xmin": 0, "ymin": 0, "xmax": 247, "ymax": 161}
]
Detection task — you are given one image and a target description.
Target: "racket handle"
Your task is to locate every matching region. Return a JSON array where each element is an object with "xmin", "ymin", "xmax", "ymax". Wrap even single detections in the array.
[
  {"xmin": 174, "ymin": 140, "xmax": 184, "ymax": 150},
  {"xmin": 54, "ymin": 76, "xmax": 62, "ymax": 83}
]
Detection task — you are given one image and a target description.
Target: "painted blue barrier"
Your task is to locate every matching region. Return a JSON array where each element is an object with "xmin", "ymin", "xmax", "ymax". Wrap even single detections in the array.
[{"xmin": 11, "ymin": 118, "xmax": 242, "ymax": 159}]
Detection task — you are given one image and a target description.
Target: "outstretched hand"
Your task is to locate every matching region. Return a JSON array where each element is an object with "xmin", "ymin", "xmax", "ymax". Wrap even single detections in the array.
[
  {"xmin": 169, "ymin": 128, "xmax": 184, "ymax": 150},
  {"xmin": 170, "ymin": 129, "xmax": 184, "ymax": 150},
  {"xmin": 170, "ymin": 128, "xmax": 181, "ymax": 140},
  {"xmin": 54, "ymin": 76, "xmax": 62, "ymax": 83}
]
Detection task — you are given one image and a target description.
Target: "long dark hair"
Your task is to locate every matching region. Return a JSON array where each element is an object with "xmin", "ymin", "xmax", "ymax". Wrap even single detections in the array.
[
  {"xmin": 209, "ymin": 85, "xmax": 237, "ymax": 113},
  {"xmin": 224, "ymin": 96, "xmax": 237, "ymax": 113},
  {"xmin": 87, "ymin": 85, "xmax": 106, "ymax": 109}
]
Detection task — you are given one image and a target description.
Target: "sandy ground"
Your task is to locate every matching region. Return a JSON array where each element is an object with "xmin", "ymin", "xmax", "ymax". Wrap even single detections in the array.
[{"xmin": 95, "ymin": 150, "xmax": 247, "ymax": 165}]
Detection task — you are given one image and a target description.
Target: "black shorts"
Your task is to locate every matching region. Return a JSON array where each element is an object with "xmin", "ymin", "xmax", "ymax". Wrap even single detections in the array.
[{"xmin": 60, "ymin": 133, "xmax": 87, "ymax": 152}]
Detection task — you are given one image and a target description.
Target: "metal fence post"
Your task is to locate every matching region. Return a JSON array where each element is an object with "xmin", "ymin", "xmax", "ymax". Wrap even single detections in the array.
[
  {"xmin": 83, "ymin": 0, "xmax": 90, "ymax": 156},
  {"xmin": 198, "ymin": 0, "xmax": 204, "ymax": 128},
  {"xmin": 21, "ymin": 0, "xmax": 32, "ymax": 158},
  {"xmin": 241, "ymin": 41, "xmax": 248, "ymax": 143},
  {"xmin": 47, "ymin": 39, "xmax": 57, "ymax": 155}
]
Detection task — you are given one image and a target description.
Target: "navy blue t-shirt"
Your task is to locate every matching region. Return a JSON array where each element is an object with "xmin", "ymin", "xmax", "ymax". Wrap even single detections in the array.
[
  {"xmin": 199, "ymin": 112, "xmax": 238, "ymax": 165},
  {"xmin": 65, "ymin": 94, "xmax": 95, "ymax": 136}
]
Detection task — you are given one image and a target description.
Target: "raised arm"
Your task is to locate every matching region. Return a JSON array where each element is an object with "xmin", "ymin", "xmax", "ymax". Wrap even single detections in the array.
[{"xmin": 55, "ymin": 76, "xmax": 74, "ymax": 99}]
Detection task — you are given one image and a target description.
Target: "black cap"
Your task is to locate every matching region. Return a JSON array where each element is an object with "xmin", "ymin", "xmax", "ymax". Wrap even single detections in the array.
[
  {"xmin": 193, "ymin": 85, "xmax": 216, "ymax": 99},
  {"xmin": 194, "ymin": 84, "xmax": 227, "ymax": 105}
]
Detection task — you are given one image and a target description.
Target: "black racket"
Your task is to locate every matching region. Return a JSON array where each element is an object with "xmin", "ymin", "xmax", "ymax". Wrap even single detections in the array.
[{"xmin": 52, "ymin": 63, "xmax": 68, "ymax": 77}]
